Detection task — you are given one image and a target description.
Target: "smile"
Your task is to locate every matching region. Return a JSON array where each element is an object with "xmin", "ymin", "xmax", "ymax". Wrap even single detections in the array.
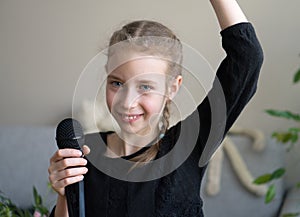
[{"xmin": 121, "ymin": 114, "xmax": 143, "ymax": 122}]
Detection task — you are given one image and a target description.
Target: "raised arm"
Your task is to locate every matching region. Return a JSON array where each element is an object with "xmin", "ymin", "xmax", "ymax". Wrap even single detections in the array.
[
  {"xmin": 209, "ymin": 0, "xmax": 248, "ymax": 30},
  {"xmin": 196, "ymin": 1, "xmax": 264, "ymax": 166}
]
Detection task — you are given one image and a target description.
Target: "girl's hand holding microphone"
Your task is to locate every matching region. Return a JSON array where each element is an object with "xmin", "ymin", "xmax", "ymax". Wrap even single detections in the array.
[{"xmin": 48, "ymin": 145, "xmax": 90, "ymax": 196}]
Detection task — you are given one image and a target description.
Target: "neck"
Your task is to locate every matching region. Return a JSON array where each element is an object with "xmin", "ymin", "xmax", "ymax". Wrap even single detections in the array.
[{"xmin": 106, "ymin": 128, "xmax": 160, "ymax": 157}]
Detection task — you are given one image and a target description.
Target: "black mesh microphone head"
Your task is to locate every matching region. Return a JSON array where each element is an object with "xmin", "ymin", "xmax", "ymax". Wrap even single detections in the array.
[{"xmin": 56, "ymin": 118, "xmax": 84, "ymax": 150}]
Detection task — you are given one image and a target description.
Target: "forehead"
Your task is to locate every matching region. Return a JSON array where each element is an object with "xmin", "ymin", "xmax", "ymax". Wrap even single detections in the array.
[{"xmin": 107, "ymin": 56, "xmax": 168, "ymax": 81}]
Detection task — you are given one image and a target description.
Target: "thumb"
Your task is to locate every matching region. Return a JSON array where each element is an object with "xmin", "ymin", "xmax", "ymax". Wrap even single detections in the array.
[{"xmin": 82, "ymin": 145, "xmax": 91, "ymax": 156}]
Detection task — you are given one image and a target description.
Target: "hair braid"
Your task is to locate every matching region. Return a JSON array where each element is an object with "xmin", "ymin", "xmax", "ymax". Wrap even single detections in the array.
[{"xmin": 129, "ymin": 100, "xmax": 171, "ymax": 170}]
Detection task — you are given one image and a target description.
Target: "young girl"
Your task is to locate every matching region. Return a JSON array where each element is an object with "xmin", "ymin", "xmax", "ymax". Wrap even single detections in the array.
[{"xmin": 48, "ymin": 0, "xmax": 263, "ymax": 216}]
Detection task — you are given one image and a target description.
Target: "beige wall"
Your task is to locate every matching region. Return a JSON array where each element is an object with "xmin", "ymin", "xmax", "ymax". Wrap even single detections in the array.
[{"xmin": 1, "ymin": 0, "xmax": 300, "ymax": 133}]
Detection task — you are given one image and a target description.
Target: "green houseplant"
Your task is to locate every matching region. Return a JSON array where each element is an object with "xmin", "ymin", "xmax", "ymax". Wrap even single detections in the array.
[
  {"xmin": 0, "ymin": 186, "xmax": 50, "ymax": 217},
  {"xmin": 253, "ymin": 67, "xmax": 300, "ymax": 217}
]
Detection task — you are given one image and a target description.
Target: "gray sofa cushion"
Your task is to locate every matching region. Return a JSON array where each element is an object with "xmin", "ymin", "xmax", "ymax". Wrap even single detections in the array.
[{"xmin": 0, "ymin": 125, "xmax": 57, "ymax": 208}]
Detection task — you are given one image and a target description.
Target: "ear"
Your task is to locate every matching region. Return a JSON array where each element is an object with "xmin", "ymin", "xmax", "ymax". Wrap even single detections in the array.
[{"xmin": 168, "ymin": 75, "xmax": 182, "ymax": 100}]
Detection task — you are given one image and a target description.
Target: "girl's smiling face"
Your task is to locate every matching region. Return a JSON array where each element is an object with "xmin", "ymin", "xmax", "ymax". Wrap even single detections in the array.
[{"xmin": 106, "ymin": 57, "xmax": 170, "ymax": 136}]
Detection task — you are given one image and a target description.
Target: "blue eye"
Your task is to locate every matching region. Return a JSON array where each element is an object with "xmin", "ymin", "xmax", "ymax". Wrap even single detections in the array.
[
  {"xmin": 111, "ymin": 81, "xmax": 123, "ymax": 88},
  {"xmin": 140, "ymin": 84, "xmax": 152, "ymax": 91}
]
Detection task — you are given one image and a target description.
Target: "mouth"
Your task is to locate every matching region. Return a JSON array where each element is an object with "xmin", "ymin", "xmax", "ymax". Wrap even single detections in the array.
[{"xmin": 119, "ymin": 113, "xmax": 143, "ymax": 123}]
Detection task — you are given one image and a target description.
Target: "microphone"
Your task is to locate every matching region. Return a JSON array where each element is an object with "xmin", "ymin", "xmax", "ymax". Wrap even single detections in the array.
[
  {"xmin": 56, "ymin": 118, "xmax": 85, "ymax": 217},
  {"xmin": 56, "ymin": 118, "xmax": 84, "ymax": 150}
]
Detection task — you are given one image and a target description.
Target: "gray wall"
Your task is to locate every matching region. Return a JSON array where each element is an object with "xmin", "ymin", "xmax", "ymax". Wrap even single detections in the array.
[{"xmin": 1, "ymin": 0, "xmax": 300, "ymax": 182}]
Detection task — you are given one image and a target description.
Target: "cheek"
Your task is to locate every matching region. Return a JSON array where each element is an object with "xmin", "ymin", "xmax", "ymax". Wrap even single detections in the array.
[
  {"xmin": 106, "ymin": 89, "xmax": 115, "ymax": 112},
  {"xmin": 142, "ymin": 95, "xmax": 166, "ymax": 114}
]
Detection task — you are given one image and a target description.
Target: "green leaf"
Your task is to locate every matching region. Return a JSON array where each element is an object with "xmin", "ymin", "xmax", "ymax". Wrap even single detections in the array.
[
  {"xmin": 272, "ymin": 132, "xmax": 299, "ymax": 144},
  {"xmin": 296, "ymin": 182, "xmax": 300, "ymax": 189},
  {"xmin": 271, "ymin": 168, "xmax": 286, "ymax": 180},
  {"xmin": 282, "ymin": 213, "xmax": 300, "ymax": 217},
  {"xmin": 37, "ymin": 206, "xmax": 49, "ymax": 215},
  {"xmin": 272, "ymin": 132, "xmax": 292, "ymax": 144},
  {"xmin": 0, "ymin": 206, "xmax": 13, "ymax": 217},
  {"xmin": 33, "ymin": 186, "xmax": 43, "ymax": 207},
  {"xmin": 266, "ymin": 109, "xmax": 300, "ymax": 121},
  {"xmin": 291, "ymin": 133, "xmax": 299, "ymax": 144},
  {"xmin": 288, "ymin": 127, "xmax": 300, "ymax": 133},
  {"xmin": 16, "ymin": 209, "xmax": 32, "ymax": 217},
  {"xmin": 289, "ymin": 128, "xmax": 300, "ymax": 144},
  {"xmin": 253, "ymin": 174, "xmax": 272, "ymax": 185},
  {"xmin": 293, "ymin": 68, "xmax": 300, "ymax": 84},
  {"xmin": 265, "ymin": 184, "xmax": 276, "ymax": 204},
  {"xmin": 33, "ymin": 187, "xmax": 39, "ymax": 206},
  {"xmin": 26, "ymin": 211, "xmax": 33, "ymax": 217}
]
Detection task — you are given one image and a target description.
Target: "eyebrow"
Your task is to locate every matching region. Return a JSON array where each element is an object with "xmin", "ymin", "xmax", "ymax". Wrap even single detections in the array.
[
  {"xmin": 136, "ymin": 79, "xmax": 158, "ymax": 85},
  {"xmin": 107, "ymin": 75, "xmax": 158, "ymax": 85},
  {"xmin": 107, "ymin": 75, "xmax": 122, "ymax": 81}
]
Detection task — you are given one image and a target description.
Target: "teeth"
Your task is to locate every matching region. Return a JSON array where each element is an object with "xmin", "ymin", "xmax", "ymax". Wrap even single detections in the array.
[{"xmin": 124, "ymin": 115, "xmax": 138, "ymax": 120}]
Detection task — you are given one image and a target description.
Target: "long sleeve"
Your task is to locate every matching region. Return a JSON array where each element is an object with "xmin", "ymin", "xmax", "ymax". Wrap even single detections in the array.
[
  {"xmin": 197, "ymin": 22, "xmax": 264, "ymax": 166},
  {"xmin": 217, "ymin": 22, "xmax": 263, "ymax": 130}
]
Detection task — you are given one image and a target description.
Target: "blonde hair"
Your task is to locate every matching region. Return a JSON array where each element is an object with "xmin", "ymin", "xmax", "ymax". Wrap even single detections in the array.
[{"xmin": 107, "ymin": 20, "xmax": 183, "ymax": 167}]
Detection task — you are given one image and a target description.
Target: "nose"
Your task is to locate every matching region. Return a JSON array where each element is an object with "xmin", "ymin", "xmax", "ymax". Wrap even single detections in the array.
[{"xmin": 119, "ymin": 86, "xmax": 139, "ymax": 110}]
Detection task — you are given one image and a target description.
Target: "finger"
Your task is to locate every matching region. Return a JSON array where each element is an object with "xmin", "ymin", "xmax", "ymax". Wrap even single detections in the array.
[
  {"xmin": 56, "ymin": 157, "xmax": 87, "ymax": 171},
  {"xmin": 52, "ymin": 175, "xmax": 84, "ymax": 190},
  {"xmin": 52, "ymin": 167, "xmax": 88, "ymax": 182},
  {"xmin": 49, "ymin": 167, "xmax": 88, "ymax": 191},
  {"xmin": 49, "ymin": 157, "xmax": 87, "ymax": 174},
  {"xmin": 82, "ymin": 145, "xmax": 91, "ymax": 156},
  {"xmin": 50, "ymin": 149, "xmax": 83, "ymax": 163}
]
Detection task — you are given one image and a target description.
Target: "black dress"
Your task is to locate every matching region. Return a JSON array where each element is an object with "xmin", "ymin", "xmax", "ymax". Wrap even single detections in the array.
[{"xmin": 50, "ymin": 22, "xmax": 264, "ymax": 217}]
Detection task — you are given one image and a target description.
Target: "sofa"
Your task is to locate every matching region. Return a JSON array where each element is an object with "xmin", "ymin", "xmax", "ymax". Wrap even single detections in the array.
[{"xmin": 0, "ymin": 125, "xmax": 299, "ymax": 216}]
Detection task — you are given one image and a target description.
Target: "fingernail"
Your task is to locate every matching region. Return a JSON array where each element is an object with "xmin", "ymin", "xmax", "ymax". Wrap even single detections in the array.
[{"xmin": 76, "ymin": 150, "xmax": 82, "ymax": 156}]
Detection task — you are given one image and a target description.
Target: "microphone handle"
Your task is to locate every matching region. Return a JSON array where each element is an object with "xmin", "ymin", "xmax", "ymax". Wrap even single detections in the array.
[{"xmin": 79, "ymin": 180, "xmax": 85, "ymax": 217}]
